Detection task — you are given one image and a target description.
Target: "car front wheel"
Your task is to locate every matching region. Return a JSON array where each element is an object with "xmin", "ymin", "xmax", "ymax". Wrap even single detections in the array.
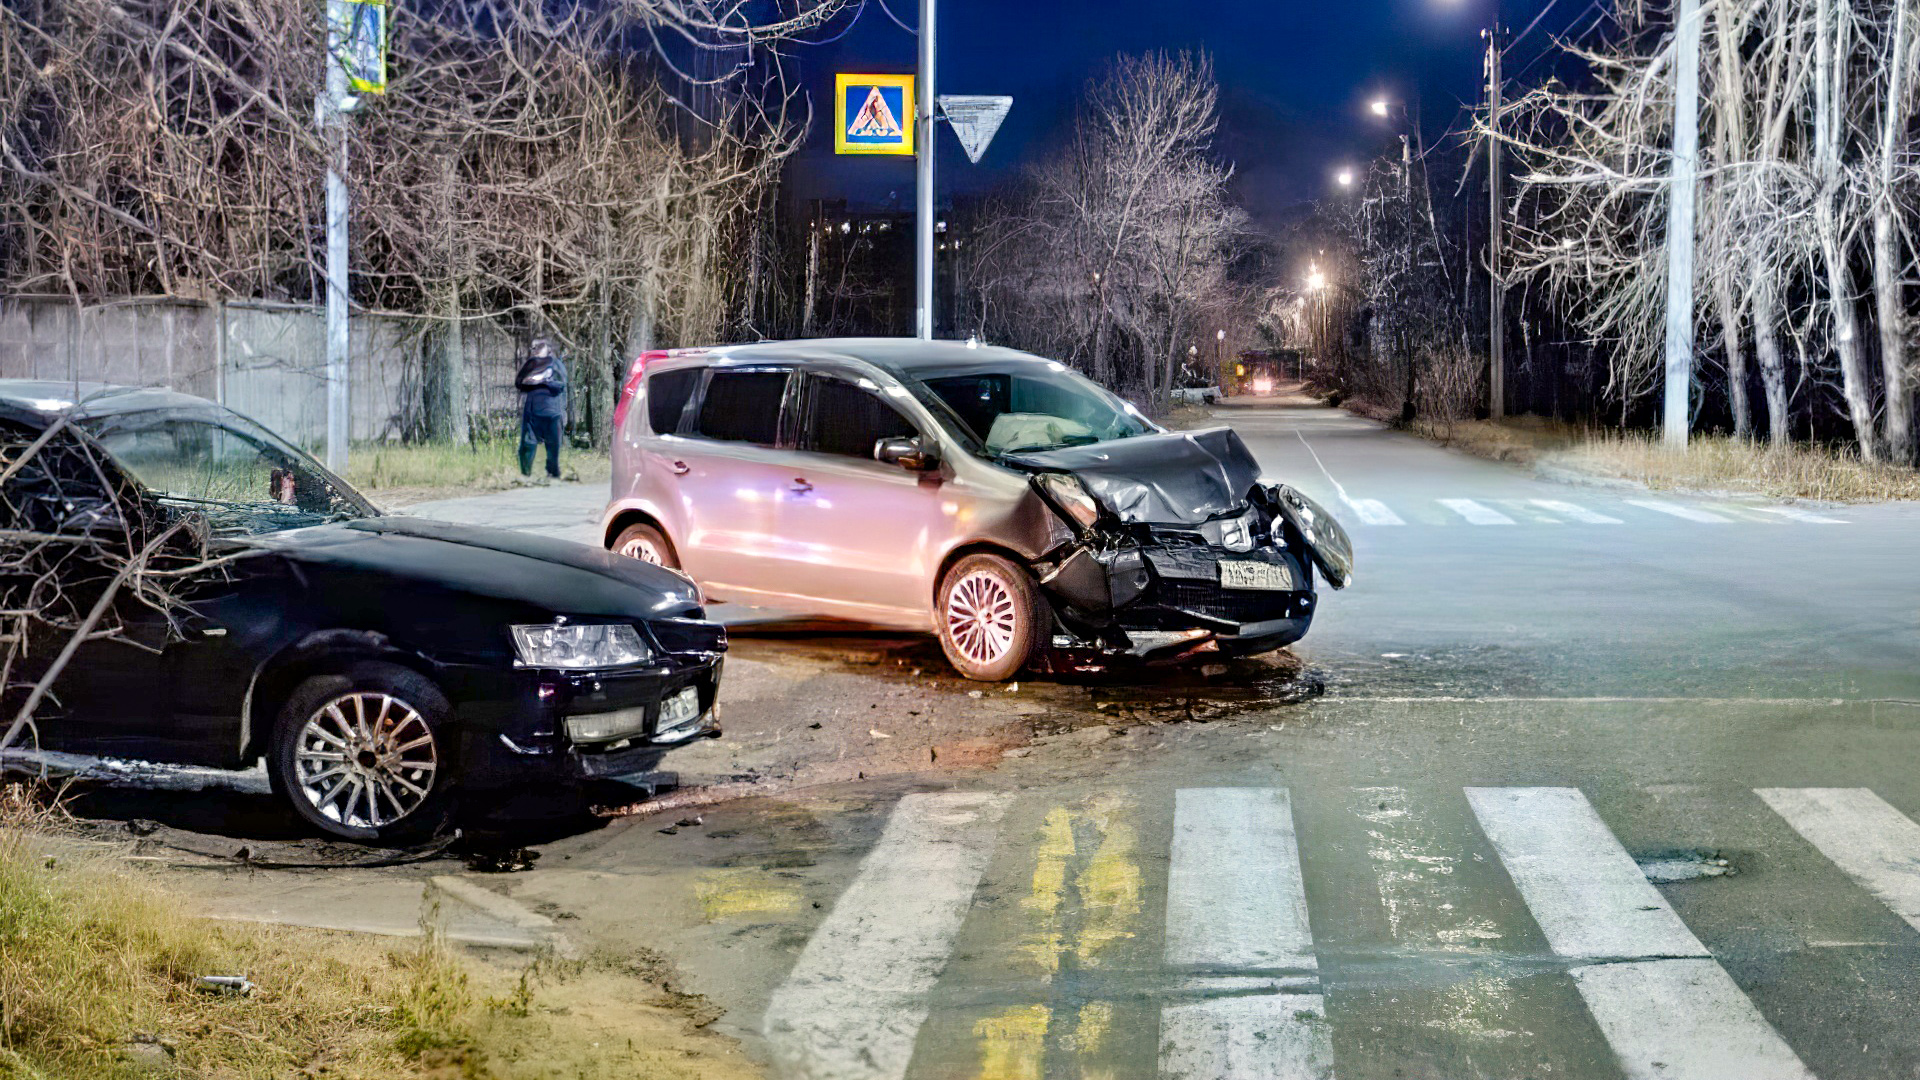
[
  {"xmin": 268, "ymin": 662, "xmax": 454, "ymax": 844},
  {"xmin": 936, "ymin": 554, "xmax": 1047, "ymax": 681}
]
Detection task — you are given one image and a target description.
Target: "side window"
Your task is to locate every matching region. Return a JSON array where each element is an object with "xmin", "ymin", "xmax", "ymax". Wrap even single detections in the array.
[
  {"xmin": 693, "ymin": 369, "xmax": 789, "ymax": 445},
  {"xmin": 646, "ymin": 367, "xmax": 701, "ymax": 435},
  {"xmin": 803, "ymin": 376, "xmax": 918, "ymax": 459}
]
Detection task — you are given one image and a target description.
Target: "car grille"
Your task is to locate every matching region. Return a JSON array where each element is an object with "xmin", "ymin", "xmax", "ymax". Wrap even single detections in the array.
[{"xmin": 1154, "ymin": 580, "xmax": 1301, "ymax": 625}]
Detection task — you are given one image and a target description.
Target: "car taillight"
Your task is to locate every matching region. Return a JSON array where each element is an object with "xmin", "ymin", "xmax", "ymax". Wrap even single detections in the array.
[{"xmin": 613, "ymin": 351, "xmax": 664, "ymax": 430}]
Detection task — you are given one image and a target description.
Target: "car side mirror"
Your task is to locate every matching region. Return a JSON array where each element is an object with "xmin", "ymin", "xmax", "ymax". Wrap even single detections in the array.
[{"xmin": 875, "ymin": 436, "xmax": 936, "ymax": 471}]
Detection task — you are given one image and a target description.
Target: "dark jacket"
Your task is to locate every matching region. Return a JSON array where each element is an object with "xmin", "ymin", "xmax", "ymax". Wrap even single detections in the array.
[{"xmin": 516, "ymin": 355, "xmax": 569, "ymax": 419}]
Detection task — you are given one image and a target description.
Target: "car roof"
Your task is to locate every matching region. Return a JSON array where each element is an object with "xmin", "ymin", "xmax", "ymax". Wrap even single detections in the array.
[
  {"xmin": 0, "ymin": 380, "xmax": 218, "ymax": 425},
  {"xmin": 700, "ymin": 338, "xmax": 1058, "ymax": 378}
]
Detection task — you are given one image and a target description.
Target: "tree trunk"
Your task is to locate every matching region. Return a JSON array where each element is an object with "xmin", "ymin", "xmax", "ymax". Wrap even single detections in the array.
[
  {"xmin": 1812, "ymin": 0, "xmax": 1881, "ymax": 460},
  {"xmin": 1714, "ymin": 278, "xmax": 1751, "ymax": 439},
  {"xmin": 1751, "ymin": 271, "xmax": 1791, "ymax": 444},
  {"xmin": 1873, "ymin": 0, "xmax": 1915, "ymax": 463}
]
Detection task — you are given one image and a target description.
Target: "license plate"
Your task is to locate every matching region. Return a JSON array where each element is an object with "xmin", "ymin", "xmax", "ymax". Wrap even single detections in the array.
[
  {"xmin": 659, "ymin": 686, "xmax": 702, "ymax": 729},
  {"xmin": 1218, "ymin": 560, "xmax": 1294, "ymax": 591}
]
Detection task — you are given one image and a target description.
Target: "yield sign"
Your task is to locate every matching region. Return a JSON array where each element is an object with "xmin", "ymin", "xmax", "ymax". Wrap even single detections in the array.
[{"xmin": 938, "ymin": 95, "xmax": 1013, "ymax": 164}]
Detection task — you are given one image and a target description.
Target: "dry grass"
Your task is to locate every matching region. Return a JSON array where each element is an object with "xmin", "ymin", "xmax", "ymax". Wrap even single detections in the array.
[
  {"xmin": 1416, "ymin": 416, "xmax": 1587, "ymax": 463},
  {"xmin": 0, "ymin": 785, "xmax": 758, "ymax": 1080},
  {"xmin": 1549, "ymin": 432, "xmax": 1920, "ymax": 502},
  {"xmin": 343, "ymin": 439, "xmax": 611, "ymax": 509}
]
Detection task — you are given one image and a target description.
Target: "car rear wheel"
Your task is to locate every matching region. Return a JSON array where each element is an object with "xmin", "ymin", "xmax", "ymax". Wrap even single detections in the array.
[
  {"xmin": 612, "ymin": 522, "xmax": 680, "ymax": 570},
  {"xmin": 268, "ymin": 662, "xmax": 453, "ymax": 844},
  {"xmin": 936, "ymin": 554, "xmax": 1046, "ymax": 681}
]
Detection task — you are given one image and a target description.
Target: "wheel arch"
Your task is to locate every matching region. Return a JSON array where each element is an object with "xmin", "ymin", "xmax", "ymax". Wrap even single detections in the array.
[
  {"xmin": 933, "ymin": 540, "xmax": 1038, "ymax": 607},
  {"xmin": 241, "ymin": 631, "xmax": 440, "ymax": 763},
  {"xmin": 603, "ymin": 504, "xmax": 671, "ymax": 551}
]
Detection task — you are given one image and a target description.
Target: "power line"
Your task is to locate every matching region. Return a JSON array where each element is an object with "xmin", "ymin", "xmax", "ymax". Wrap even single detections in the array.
[{"xmin": 875, "ymin": 0, "xmax": 917, "ymax": 35}]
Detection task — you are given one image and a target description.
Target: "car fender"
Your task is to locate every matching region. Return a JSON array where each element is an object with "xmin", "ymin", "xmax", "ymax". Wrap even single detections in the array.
[{"xmin": 239, "ymin": 628, "xmax": 442, "ymax": 763}]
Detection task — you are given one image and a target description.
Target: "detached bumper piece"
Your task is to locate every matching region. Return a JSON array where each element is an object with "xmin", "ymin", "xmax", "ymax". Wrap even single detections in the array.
[{"xmin": 1037, "ymin": 531, "xmax": 1315, "ymax": 658}]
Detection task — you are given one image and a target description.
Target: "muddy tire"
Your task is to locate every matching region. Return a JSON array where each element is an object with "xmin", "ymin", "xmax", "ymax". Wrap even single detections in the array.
[
  {"xmin": 268, "ymin": 662, "xmax": 454, "ymax": 845},
  {"xmin": 612, "ymin": 522, "xmax": 680, "ymax": 569},
  {"xmin": 935, "ymin": 553, "xmax": 1047, "ymax": 682}
]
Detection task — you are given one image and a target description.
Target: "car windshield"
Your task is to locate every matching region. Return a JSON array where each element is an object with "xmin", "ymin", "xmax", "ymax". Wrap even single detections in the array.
[
  {"xmin": 81, "ymin": 409, "xmax": 376, "ymax": 534},
  {"xmin": 914, "ymin": 362, "xmax": 1157, "ymax": 456}
]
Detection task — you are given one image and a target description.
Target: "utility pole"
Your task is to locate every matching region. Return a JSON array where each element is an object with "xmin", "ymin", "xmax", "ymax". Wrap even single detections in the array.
[
  {"xmin": 914, "ymin": 0, "xmax": 936, "ymax": 340},
  {"xmin": 1662, "ymin": 0, "xmax": 1704, "ymax": 447},
  {"xmin": 1484, "ymin": 23, "xmax": 1507, "ymax": 419},
  {"xmin": 320, "ymin": 5, "xmax": 353, "ymax": 471}
]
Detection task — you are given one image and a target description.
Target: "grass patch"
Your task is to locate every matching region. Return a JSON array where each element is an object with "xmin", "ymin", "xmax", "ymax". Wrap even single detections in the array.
[
  {"xmin": 0, "ymin": 786, "xmax": 757, "ymax": 1080},
  {"xmin": 341, "ymin": 440, "xmax": 611, "ymax": 508},
  {"xmin": 1547, "ymin": 431, "xmax": 1920, "ymax": 502}
]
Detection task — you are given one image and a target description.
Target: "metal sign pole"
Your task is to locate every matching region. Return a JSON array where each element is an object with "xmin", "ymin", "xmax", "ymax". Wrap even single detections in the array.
[
  {"xmin": 915, "ymin": 0, "xmax": 936, "ymax": 340},
  {"xmin": 323, "ymin": 9, "xmax": 351, "ymax": 471}
]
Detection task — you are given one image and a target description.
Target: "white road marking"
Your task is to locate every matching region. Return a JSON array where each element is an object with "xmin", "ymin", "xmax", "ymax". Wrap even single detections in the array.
[
  {"xmin": 1346, "ymin": 498, "xmax": 1405, "ymax": 526},
  {"xmin": 1757, "ymin": 787, "xmax": 1920, "ymax": 933},
  {"xmin": 1570, "ymin": 959, "xmax": 1817, "ymax": 1080},
  {"xmin": 1624, "ymin": 498, "xmax": 1732, "ymax": 523},
  {"xmin": 1531, "ymin": 499, "xmax": 1624, "ymax": 524},
  {"xmin": 1466, "ymin": 787, "xmax": 1705, "ymax": 959},
  {"xmin": 1467, "ymin": 787, "xmax": 1814, "ymax": 1079},
  {"xmin": 762, "ymin": 792, "xmax": 1008, "ymax": 1080},
  {"xmin": 1438, "ymin": 498, "xmax": 1516, "ymax": 526},
  {"xmin": 1751, "ymin": 505, "xmax": 1849, "ymax": 524},
  {"xmin": 1161, "ymin": 788, "xmax": 1332, "ymax": 1079}
]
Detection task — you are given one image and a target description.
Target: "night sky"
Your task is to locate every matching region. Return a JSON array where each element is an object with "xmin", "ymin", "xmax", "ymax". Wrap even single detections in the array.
[{"xmin": 765, "ymin": 0, "xmax": 1595, "ymax": 228}]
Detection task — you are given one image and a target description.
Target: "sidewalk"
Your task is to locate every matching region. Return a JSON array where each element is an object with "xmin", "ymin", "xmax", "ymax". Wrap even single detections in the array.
[{"xmin": 404, "ymin": 480, "xmax": 608, "ymax": 546}]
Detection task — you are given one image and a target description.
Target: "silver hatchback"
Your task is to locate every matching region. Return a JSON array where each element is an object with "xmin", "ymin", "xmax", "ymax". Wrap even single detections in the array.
[{"xmin": 602, "ymin": 339, "xmax": 1351, "ymax": 680}]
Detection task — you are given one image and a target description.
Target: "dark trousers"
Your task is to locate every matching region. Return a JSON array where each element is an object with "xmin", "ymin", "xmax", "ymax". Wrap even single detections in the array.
[{"xmin": 519, "ymin": 413, "xmax": 563, "ymax": 477}]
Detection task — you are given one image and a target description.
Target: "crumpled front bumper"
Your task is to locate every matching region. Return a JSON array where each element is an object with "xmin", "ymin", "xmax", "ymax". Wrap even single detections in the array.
[{"xmin": 1035, "ymin": 535, "xmax": 1315, "ymax": 656}]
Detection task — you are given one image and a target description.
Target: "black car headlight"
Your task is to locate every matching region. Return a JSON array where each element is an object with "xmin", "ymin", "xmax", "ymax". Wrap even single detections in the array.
[
  {"xmin": 1032, "ymin": 472, "xmax": 1102, "ymax": 531},
  {"xmin": 510, "ymin": 623, "xmax": 653, "ymax": 668}
]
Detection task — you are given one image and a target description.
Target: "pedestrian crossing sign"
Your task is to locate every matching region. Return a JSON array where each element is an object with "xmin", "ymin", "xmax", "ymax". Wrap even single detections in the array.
[{"xmin": 836, "ymin": 74, "xmax": 915, "ymax": 156}]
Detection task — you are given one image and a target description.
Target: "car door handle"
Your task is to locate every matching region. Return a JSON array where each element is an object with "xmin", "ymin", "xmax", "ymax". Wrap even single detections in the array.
[
  {"xmin": 789, "ymin": 478, "xmax": 813, "ymax": 494},
  {"xmin": 669, "ymin": 460, "xmax": 690, "ymax": 475}
]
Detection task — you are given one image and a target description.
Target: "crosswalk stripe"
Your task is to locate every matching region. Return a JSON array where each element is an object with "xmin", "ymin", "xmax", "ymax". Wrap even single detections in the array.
[
  {"xmin": 1750, "ymin": 506, "xmax": 1849, "ymax": 524},
  {"xmin": 1624, "ymin": 498, "xmax": 1732, "ymax": 523},
  {"xmin": 1160, "ymin": 788, "xmax": 1332, "ymax": 1079},
  {"xmin": 1757, "ymin": 787, "xmax": 1920, "ymax": 933},
  {"xmin": 762, "ymin": 792, "xmax": 1009, "ymax": 1080},
  {"xmin": 1466, "ymin": 787, "xmax": 1813, "ymax": 1080},
  {"xmin": 1531, "ymin": 498, "xmax": 1624, "ymax": 524},
  {"xmin": 1345, "ymin": 497, "xmax": 1405, "ymax": 526},
  {"xmin": 1438, "ymin": 498, "xmax": 1516, "ymax": 525}
]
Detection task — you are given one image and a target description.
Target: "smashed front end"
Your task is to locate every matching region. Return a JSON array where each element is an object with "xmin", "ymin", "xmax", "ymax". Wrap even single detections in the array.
[{"xmin": 1011, "ymin": 428, "xmax": 1353, "ymax": 661}]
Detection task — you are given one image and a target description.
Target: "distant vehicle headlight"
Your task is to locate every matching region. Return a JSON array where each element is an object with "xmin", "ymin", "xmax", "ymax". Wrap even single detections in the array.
[
  {"xmin": 1032, "ymin": 472, "xmax": 1102, "ymax": 531},
  {"xmin": 510, "ymin": 623, "xmax": 653, "ymax": 668}
]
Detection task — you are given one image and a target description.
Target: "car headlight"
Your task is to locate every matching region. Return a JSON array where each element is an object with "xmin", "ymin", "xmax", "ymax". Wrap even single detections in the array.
[
  {"xmin": 510, "ymin": 623, "xmax": 653, "ymax": 668},
  {"xmin": 1032, "ymin": 472, "xmax": 1102, "ymax": 531}
]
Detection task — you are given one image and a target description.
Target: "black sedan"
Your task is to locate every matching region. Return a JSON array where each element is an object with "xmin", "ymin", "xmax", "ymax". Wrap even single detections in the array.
[{"xmin": 0, "ymin": 381, "xmax": 724, "ymax": 843}]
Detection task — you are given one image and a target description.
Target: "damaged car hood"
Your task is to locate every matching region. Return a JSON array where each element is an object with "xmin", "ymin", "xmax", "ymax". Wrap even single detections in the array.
[
  {"xmin": 1008, "ymin": 427, "xmax": 1263, "ymax": 525},
  {"xmin": 241, "ymin": 516, "xmax": 703, "ymax": 620}
]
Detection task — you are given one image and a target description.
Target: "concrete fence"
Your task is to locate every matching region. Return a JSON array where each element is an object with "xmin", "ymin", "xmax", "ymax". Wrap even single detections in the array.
[{"xmin": 0, "ymin": 296, "xmax": 531, "ymax": 448}]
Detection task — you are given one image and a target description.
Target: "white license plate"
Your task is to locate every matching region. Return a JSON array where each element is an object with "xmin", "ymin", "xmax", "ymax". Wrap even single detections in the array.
[
  {"xmin": 1218, "ymin": 560, "xmax": 1294, "ymax": 591},
  {"xmin": 659, "ymin": 686, "xmax": 702, "ymax": 729}
]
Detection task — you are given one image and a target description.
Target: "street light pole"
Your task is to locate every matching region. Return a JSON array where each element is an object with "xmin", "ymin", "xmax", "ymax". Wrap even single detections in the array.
[
  {"xmin": 1661, "ymin": 0, "xmax": 1703, "ymax": 447},
  {"xmin": 1484, "ymin": 23, "xmax": 1506, "ymax": 420},
  {"xmin": 321, "ymin": 8, "xmax": 351, "ymax": 471},
  {"xmin": 914, "ymin": 0, "xmax": 936, "ymax": 340}
]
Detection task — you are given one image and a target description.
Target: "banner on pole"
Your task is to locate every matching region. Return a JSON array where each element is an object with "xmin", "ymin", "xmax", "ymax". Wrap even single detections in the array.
[
  {"xmin": 938, "ymin": 96, "xmax": 1012, "ymax": 164},
  {"xmin": 329, "ymin": 0, "xmax": 389, "ymax": 95},
  {"xmin": 835, "ymin": 74, "xmax": 915, "ymax": 156}
]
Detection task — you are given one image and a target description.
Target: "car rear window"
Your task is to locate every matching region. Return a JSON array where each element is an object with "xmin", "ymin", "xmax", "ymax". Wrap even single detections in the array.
[
  {"xmin": 646, "ymin": 367, "xmax": 701, "ymax": 435},
  {"xmin": 694, "ymin": 369, "xmax": 788, "ymax": 445}
]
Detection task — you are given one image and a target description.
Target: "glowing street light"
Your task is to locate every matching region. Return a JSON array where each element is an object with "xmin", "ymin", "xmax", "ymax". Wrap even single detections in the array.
[
  {"xmin": 1370, "ymin": 99, "xmax": 1390, "ymax": 117},
  {"xmin": 1336, "ymin": 168, "xmax": 1354, "ymax": 187},
  {"xmin": 1306, "ymin": 265, "xmax": 1327, "ymax": 291}
]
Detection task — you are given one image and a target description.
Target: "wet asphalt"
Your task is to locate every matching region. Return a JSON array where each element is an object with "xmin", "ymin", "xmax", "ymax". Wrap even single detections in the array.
[{"xmin": 500, "ymin": 402, "xmax": 1920, "ymax": 1080}]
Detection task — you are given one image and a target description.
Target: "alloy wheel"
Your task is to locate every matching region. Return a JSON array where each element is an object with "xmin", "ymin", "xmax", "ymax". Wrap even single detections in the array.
[
  {"xmin": 292, "ymin": 692, "xmax": 438, "ymax": 830},
  {"xmin": 945, "ymin": 569, "xmax": 1019, "ymax": 668},
  {"xmin": 618, "ymin": 534, "xmax": 664, "ymax": 564}
]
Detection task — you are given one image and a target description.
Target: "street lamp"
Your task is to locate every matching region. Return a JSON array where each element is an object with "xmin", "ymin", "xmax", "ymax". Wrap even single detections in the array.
[
  {"xmin": 1336, "ymin": 167, "xmax": 1354, "ymax": 188},
  {"xmin": 1370, "ymin": 98, "xmax": 1390, "ymax": 118}
]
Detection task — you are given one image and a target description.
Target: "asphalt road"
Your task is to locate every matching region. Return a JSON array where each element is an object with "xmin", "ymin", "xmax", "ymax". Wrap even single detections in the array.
[{"xmin": 255, "ymin": 403, "xmax": 1920, "ymax": 1078}]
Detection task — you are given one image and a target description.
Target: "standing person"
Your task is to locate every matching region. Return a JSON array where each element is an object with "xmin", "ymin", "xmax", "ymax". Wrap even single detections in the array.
[{"xmin": 516, "ymin": 337, "xmax": 569, "ymax": 482}]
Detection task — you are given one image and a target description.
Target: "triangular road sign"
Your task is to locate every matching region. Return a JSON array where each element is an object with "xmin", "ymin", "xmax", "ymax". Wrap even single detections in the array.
[
  {"xmin": 850, "ymin": 85, "xmax": 905, "ymax": 138},
  {"xmin": 938, "ymin": 95, "xmax": 1013, "ymax": 164}
]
